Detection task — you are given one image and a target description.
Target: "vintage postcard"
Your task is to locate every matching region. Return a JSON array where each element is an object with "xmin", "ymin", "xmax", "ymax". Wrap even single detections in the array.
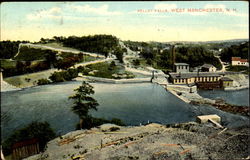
[{"xmin": 0, "ymin": 1, "xmax": 249, "ymax": 160}]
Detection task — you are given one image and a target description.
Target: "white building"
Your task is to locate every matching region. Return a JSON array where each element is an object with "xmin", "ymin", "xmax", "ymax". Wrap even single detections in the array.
[
  {"xmin": 232, "ymin": 57, "xmax": 249, "ymax": 66},
  {"xmin": 201, "ymin": 64, "xmax": 217, "ymax": 72},
  {"xmin": 174, "ymin": 63, "xmax": 189, "ymax": 73}
]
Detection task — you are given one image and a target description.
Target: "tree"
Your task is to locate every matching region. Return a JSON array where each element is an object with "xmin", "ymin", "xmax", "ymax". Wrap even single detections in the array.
[
  {"xmin": 2, "ymin": 121, "xmax": 56, "ymax": 156},
  {"xmin": 132, "ymin": 59, "xmax": 140, "ymax": 66},
  {"xmin": 69, "ymin": 81, "xmax": 99, "ymax": 129},
  {"xmin": 45, "ymin": 50, "xmax": 57, "ymax": 68}
]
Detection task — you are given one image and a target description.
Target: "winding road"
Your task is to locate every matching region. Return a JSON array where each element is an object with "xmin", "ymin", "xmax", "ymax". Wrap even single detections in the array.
[{"xmin": 14, "ymin": 43, "xmax": 106, "ymax": 58}]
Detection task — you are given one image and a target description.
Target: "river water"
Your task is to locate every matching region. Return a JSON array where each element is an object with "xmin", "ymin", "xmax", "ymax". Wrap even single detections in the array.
[
  {"xmin": 198, "ymin": 89, "xmax": 249, "ymax": 106},
  {"xmin": 1, "ymin": 81, "xmax": 249, "ymax": 140}
]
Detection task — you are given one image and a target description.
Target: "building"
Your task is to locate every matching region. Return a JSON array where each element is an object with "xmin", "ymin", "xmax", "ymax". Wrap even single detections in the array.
[
  {"xmin": 174, "ymin": 63, "xmax": 190, "ymax": 73},
  {"xmin": 169, "ymin": 72, "xmax": 221, "ymax": 85},
  {"xmin": 220, "ymin": 77, "xmax": 233, "ymax": 88},
  {"xmin": 231, "ymin": 57, "xmax": 249, "ymax": 66},
  {"xmin": 12, "ymin": 138, "xmax": 40, "ymax": 160},
  {"xmin": 201, "ymin": 64, "xmax": 217, "ymax": 72}
]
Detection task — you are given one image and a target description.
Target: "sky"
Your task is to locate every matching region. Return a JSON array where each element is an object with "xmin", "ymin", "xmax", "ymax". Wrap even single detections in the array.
[{"xmin": 0, "ymin": 1, "xmax": 249, "ymax": 42}]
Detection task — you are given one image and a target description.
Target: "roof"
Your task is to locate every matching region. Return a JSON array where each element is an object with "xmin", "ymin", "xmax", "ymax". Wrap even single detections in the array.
[
  {"xmin": 174, "ymin": 63, "xmax": 189, "ymax": 66},
  {"xmin": 12, "ymin": 138, "xmax": 39, "ymax": 149},
  {"xmin": 232, "ymin": 57, "xmax": 248, "ymax": 63},
  {"xmin": 169, "ymin": 72, "xmax": 221, "ymax": 79},
  {"xmin": 220, "ymin": 77, "xmax": 233, "ymax": 81},
  {"xmin": 201, "ymin": 64, "xmax": 215, "ymax": 68}
]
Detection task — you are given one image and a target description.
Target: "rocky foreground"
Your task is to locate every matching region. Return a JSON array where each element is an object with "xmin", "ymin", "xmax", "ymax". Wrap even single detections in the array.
[{"xmin": 25, "ymin": 122, "xmax": 249, "ymax": 160}]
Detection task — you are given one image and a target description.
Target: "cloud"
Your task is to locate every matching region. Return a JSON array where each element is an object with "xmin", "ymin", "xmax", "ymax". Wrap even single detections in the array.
[
  {"xmin": 69, "ymin": 4, "xmax": 122, "ymax": 16},
  {"xmin": 27, "ymin": 7, "xmax": 62, "ymax": 20}
]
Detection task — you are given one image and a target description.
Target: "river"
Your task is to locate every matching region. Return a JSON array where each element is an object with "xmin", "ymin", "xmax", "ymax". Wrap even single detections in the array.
[
  {"xmin": 1, "ymin": 81, "xmax": 249, "ymax": 140},
  {"xmin": 198, "ymin": 89, "xmax": 249, "ymax": 106}
]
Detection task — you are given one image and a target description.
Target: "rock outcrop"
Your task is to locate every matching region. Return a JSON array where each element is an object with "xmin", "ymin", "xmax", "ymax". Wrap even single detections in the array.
[{"xmin": 25, "ymin": 122, "xmax": 249, "ymax": 160}]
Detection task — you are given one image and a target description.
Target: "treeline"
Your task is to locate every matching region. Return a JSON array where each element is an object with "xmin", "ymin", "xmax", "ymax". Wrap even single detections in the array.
[
  {"xmin": 61, "ymin": 35, "xmax": 119, "ymax": 56},
  {"xmin": 137, "ymin": 43, "xmax": 222, "ymax": 70},
  {"xmin": 41, "ymin": 35, "xmax": 124, "ymax": 63},
  {"xmin": 220, "ymin": 42, "xmax": 249, "ymax": 62},
  {"xmin": 0, "ymin": 40, "xmax": 29, "ymax": 59},
  {"xmin": 175, "ymin": 46, "xmax": 222, "ymax": 69},
  {"xmin": 2, "ymin": 48, "xmax": 84, "ymax": 77}
]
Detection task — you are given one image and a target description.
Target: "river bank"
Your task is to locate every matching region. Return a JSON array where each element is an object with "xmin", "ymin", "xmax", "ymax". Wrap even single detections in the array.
[{"xmin": 165, "ymin": 85, "xmax": 249, "ymax": 117}]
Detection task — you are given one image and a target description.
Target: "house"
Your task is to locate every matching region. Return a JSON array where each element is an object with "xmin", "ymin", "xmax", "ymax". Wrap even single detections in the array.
[
  {"xmin": 12, "ymin": 138, "xmax": 40, "ymax": 160},
  {"xmin": 231, "ymin": 57, "xmax": 249, "ymax": 66},
  {"xmin": 169, "ymin": 72, "xmax": 221, "ymax": 85},
  {"xmin": 174, "ymin": 63, "xmax": 189, "ymax": 73},
  {"xmin": 220, "ymin": 77, "xmax": 234, "ymax": 88},
  {"xmin": 201, "ymin": 64, "xmax": 217, "ymax": 72}
]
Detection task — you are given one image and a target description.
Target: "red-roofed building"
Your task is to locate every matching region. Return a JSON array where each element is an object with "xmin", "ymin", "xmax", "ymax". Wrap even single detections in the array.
[{"xmin": 231, "ymin": 57, "xmax": 249, "ymax": 66}]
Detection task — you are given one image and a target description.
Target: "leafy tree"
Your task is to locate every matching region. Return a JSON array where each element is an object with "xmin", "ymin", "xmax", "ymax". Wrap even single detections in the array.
[
  {"xmin": 2, "ymin": 121, "xmax": 56, "ymax": 156},
  {"xmin": 37, "ymin": 78, "xmax": 51, "ymax": 85},
  {"xmin": 16, "ymin": 61, "xmax": 25, "ymax": 74},
  {"xmin": 62, "ymin": 35, "xmax": 119, "ymax": 56},
  {"xmin": 108, "ymin": 61, "xmax": 116, "ymax": 70},
  {"xmin": 113, "ymin": 47, "xmax": 124, "ymax": 63},
  {"xmin": 64, "ymin": 68, "xmax": 78, "ymax": 81},
  {"xmin": 0, "ymin": 40, "xmax": 29, "ymax": 59},
  {"xmin": 220, "ymin": 42, "xmax": 249, "ymax": 62},
  {"xmin": 49, "ymin": 71, "xmax": 66, "ymax": 82},
  {"xmin": 132, "ymin": 59, "xmax": 140, "ymax": 66},
  {"xmin": 69, "ymin": 81, "xmax": 99, "ymax": 129},
  {"xmin": 45, "ymin": 50, "xmax": 57, "ymax": 68}
]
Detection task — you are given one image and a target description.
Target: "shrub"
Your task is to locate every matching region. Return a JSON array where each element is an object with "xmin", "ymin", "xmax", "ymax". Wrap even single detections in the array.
[
  {"xmin": 37, "ymin": 78, "xmax": 51, "ymax": 85},
  {"xmin": 76, "ymin": 116, "xmax": 126, "ymax": 130},
  {"xmin": 226, "ymin": 65, "xmax": 249, "ymax": 72},
  {"xmin": 49, "ymin": 68, "xmax": 79, "ymax": 83},
  {"xmin": 49, "ymin": 71, "xmax": 66, "ymax": 82}
]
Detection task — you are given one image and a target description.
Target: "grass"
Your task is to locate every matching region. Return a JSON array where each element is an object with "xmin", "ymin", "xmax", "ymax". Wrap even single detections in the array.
[
  {"xmin": 36, "ymin": 42, "xmax": 79, "ymax": 51},
  {"xmin": 4, "ymin": 69, "xmax": 56, "ymax": 88},
  {"xmin": 85, "ymin": 62, "xmax": 122, "ymax": 78},
  {"xmin": 60, "ymin": 52, "xmax": 96, "ymax": 63},
  {"xmin": 226, "ymin": 65, "xmax": 249, "ymax": 73},
  {"xmin": 14, "ymin": 46, "xmax": 53, "ymax": 61},
  {"xmin": 0, "ymin": 59, "xmax": 17, "ymax": 69},
  {"xmin": 84, "ymin": 61, "xmax": 134, "ymax": 79}
]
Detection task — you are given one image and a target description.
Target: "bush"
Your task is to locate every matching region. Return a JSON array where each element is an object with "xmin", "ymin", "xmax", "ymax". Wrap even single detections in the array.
[
  {"xmin": 132, "ymin": 59, "xmax": 140, "ymax": 66},
  {"xmin": 226, "ymin": 65, "xmax": 249, "ymax": 73},
  {"xmin": 2, "ymin": 121, "xmax": 56, "ymax": 156},
  {"xmin": 49, "ymin": 68, "xmax": 79, "ymax": 83},
  {"xmin": 37, "ymin": 78, "xmax": 51, "ymax": 85},
  {"xmin": 76, "ymin": 116, "xmax": 126, "ymax": 130},
  {"xmin": 49, "ymin": 71, "xmax": 66, "ymax": 82}
]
